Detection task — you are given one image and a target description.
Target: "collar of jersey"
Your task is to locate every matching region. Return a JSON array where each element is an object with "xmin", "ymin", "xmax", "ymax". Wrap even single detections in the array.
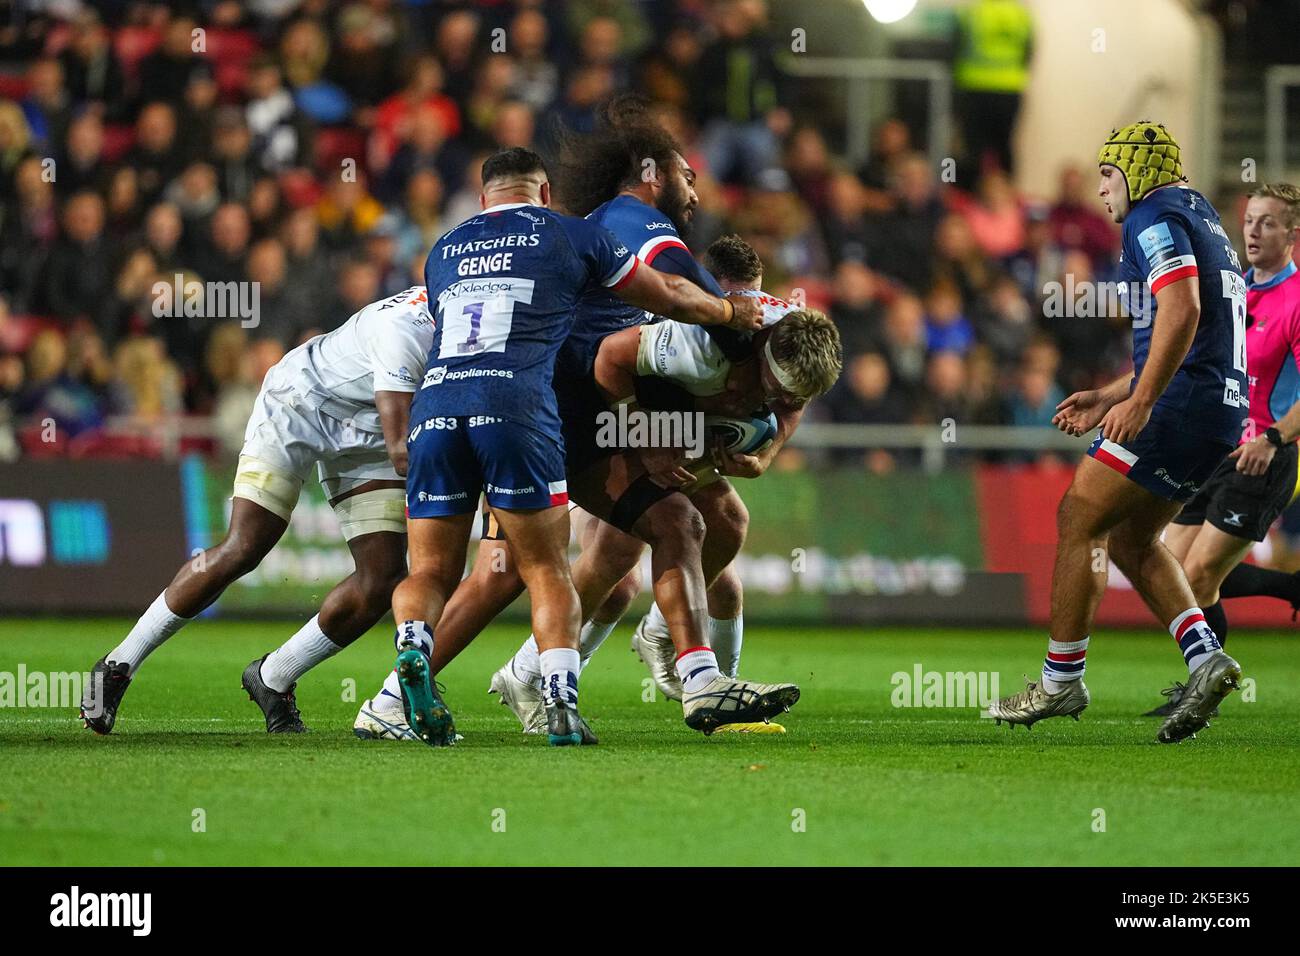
[
  {"xmin": 481, "ymin": 202, "xmax": 532, "ymax": 214},
  {"xmin": 1245, "ymin": 259, "xmax": 1298, "ymax": 291}
]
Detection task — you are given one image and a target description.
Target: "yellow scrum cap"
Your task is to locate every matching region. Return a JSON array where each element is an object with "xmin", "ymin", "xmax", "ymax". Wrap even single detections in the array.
[{"xmin": 1097, "ymin": 121, "xmax": 1187, "ymax": 203}]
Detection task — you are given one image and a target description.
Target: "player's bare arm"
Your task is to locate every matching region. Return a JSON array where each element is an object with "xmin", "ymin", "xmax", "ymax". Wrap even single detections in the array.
[
  {"xmin": 615, "ymin": 265, "xmax": 763, "ymax": 331},
  {"xmin": 1099, "ymin": 274, "xmax": 1201, "ymax": 444},
  {"xmin": 375, "ymin": 390, "xmax": 414, "ymax": 477},
  {"xmin": 1054, "ymin": 374, "xmax": 1133, "ymax": 436}
]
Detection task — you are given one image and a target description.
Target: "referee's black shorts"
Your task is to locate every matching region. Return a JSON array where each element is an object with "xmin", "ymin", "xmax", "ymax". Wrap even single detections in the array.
[{"xmin": 1173, "ymin": 442, "xmax": 1300, "ymax": 541}]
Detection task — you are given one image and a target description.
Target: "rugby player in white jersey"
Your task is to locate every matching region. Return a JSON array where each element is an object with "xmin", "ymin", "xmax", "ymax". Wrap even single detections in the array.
[
  {"xmin": 490, "ymin": 236, "xmax": 841, "ymax": 730},
  {"xmin": 81, "ymin": 286, "xmax": 435, "ymax": 735}
]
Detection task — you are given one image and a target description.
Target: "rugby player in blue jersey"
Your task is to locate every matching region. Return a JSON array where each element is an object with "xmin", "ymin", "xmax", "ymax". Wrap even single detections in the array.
[
  {"xmin": 989, "ymin": 122, "xmax": 1246, "ymax": 743},
  {"xmin": 392, "ymin": 147, "xmax": 763, "ymax": 746}
]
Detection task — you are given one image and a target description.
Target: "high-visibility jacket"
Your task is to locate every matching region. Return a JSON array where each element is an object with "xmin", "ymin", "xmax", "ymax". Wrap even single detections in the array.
[{"xmin": 954, "ymin": 0, "xmax": 1033, "ymax": 94}]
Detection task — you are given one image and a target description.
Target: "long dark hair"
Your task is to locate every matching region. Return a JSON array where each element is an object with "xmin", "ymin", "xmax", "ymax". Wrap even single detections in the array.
[{"xmin": 547, "ymin": 95, "xmax": 683, "ymax": 216}]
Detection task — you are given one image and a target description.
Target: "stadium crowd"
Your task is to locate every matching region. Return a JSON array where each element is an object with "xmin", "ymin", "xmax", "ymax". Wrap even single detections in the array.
[{"xmin": 0, "ymin": 0, "xmax": 1145, "ymax": 470}]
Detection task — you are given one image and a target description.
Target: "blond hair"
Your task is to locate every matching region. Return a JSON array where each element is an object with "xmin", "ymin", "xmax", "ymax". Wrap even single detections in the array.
[
  {"xmin": 1249, "ymin": 182, "xmax": 1300, "ymax": 231},
  {"xmin": 768, "ymin": 308, "xmax": 842, "ymax": 402}
]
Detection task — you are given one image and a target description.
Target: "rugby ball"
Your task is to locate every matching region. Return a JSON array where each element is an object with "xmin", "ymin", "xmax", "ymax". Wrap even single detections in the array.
[{"xmin": 704, "ymin": 412, "xmax": 778, "ymax": 455}]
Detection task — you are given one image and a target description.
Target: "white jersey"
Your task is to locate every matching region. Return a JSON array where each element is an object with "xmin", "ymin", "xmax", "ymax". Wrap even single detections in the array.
[
  {"xmin": 637, "ymin": 291, "xmax": 795, "ymax": 396},
  {"xmin": 275, "ymin": 286, "xmax": 435, "ymax": 434}
]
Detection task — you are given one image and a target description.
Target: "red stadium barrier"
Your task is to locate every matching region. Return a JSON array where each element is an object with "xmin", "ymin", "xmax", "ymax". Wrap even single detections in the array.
[{"xmin": 975, "ymin": 463, "xmax": 1297, "ymax": 628}]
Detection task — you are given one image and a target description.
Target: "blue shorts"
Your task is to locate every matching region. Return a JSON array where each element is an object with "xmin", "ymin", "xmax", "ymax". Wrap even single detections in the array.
[
  {"xmin": 1087, "ymin": 416, "xmax": 1232, "ymax": 503},
  {"xmin": 406, "ymin": 415, "xmax": 568, "ymax": 517}
]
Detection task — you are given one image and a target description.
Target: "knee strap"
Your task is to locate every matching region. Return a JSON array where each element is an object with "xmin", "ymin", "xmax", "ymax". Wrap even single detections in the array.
[{"xmin": 610, "ymin": 474, "xmax": 678, "ymax": 534}]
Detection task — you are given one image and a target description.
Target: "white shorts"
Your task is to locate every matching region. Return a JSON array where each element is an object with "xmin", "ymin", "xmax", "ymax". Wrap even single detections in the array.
[{"xmin": 234, "ymin": 368, "xmax": 404, "ymax": 538}]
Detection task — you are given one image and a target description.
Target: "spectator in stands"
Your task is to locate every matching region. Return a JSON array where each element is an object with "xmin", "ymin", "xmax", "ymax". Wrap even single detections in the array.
[
  {"xmin": 932, "ymin": 213, "xmax": 992, "ymax": 305},
  {"xmin": 1005, "ymin": 202, "xmax": 1062, "ymax": 302},
  {"xmin": 22, "ymin": 58, "xmax": 73, "ymax": 154},
  {"xmin": 974, "ymin": 272, "xmax": 1035, "ymax": 373},
  {"xmin": 1048, "ymin": 163, "xmax": 1119, "ymax": 268},
  {"xmin": 140, "ymin": 202, "xmax": 185, "ymax": 274},
  {"xmin": 247, "ymin": 175, "xmax": 285, "ymax": 240},
  {"xmin": 0, "ymin": 155, "xmax": 57, "ymax": 312},
  {"xmin": 693, "ymin": 0, "xmax": 789, "ymax": 188},
  {"xmin": 244, "ymin": 55, "xmax": 312, "ymax": 172},
  {"xmin": 329, "ymin": 259, "xmax": 382, "ymax": 328},
  {"xmin": 362, "ymin": 214, "xmax": 410, "ymax": 298},
  {"xmin": 869, "ymin": 152, "xmax": 946, "ymax": 291},
  {"xmin": 14, "ymin": 328, "xmax": 105, "ymax": 438},
  {"xmin": 509, "ymin": 8, "xmax": 561, "ymax": 113},
  {"xmin": 539, "ymin": 65, "xmax": 616, "ymax": 148},
  {"xmin": 243, "ymin": 238, "xmax": 299, "ymax": 347},
  {"xmin": 176, "ymin": 63, "xmax": 221, "ymax": 167},
  {"xmin": 917, "ymin": 350, "xmax": 972, "ymax": 426},
  {"xmin": 194, "ymin": 202, "xmax": 252, "ymax": 285},
  {"xmin": 637, "ymin": 24, "xmax": 701, "ymax": 111},
  {"xmin": 55, "ymin": 110, "xmax": 109, "ymax": 197},
  {"xmin": 433, "ymin": 8, "xmax": 482, "ymax": 104},
  {"xmin": 280, "ymin": 206, "xmax": 335, "ymax": 323},
  {"xmin": 924, "ymin": 279, "xmax": 975, "ymax": 355},
  {"xmin": 462, "ymin": 52, "xmax": 517, "ymax": 144},
  {"xmin": 110, "ymin": 336, "xmax": 183, "ymax": 421},
  {"xmin": 316, "ymin": 175, "xmax": 384, "ymax": 251},
  {"xmin": 953, "ymin": 168, "xmax": 1025, "ymax": 258},
  {"xmin": 101, "ymin": 246, "xmax": 161, "ymax": 345},
  {"xmin": 829, "ymin": 259, "xmax": 886, "ymax": 357},
  {"xmin": 786, "ymin": 126, "xmax": 835, "ymax": 216},
  {"xmin": 378, "ymin": 104, "xmax": 464, "ymax": 203},
  {"xmin": 392, "ymin": 167, "xmax": 445, "ymax": 270},
  {"xmin": 880, "ymin": 292, "xmax": 928, "ymax": 403},
  {"xmin": 372, "ymin": 53, "xmax": 463, "ymax": 174},
  {"xmin": 859, "ymin": 118, "xmax": 912, "ymax": 194},
  {"xmin": 822, "ymin": 169, "xmax": 876, "ymax": 268},
  {"xmin": 210, "ymin": 107, "xmax": 265, "ymax": 204},
  {"xmin": 165, "ymin": 163, "xmax": 223, "ymax": 254},
  {"xmin": 106, "ymin": 166, "xmax": 143, "ymax": 241},
  {"xmin": 825, "ymin": 349, "xmax": 910, "ymax": 439},
  {"xmin": 137, "ymin": 15, "xmax": 204, "ymax": 107},
  {"xmin": 41, "ymin": 191, "xmax": 113, "ymax": 330},
  {"xmin": 0, "ymin": 101, "xmax": 35, "ymax": 205},
  {"xmin": 327, "ymin": 2, "xmax": 402, "ymax": 107},
  {"xmin": 129, "ymin": 101, "xmax": 183, "ymax": 206},
  {"xmin": 58, "ymin": 11, "xmax": 127, "ymax": 118},
  {"xmin": 1007, "ymin": 359, "xmax": 1065, "ymax": 429},
  {"xmin": 205, "ymin": 321, "xmax": 253, "ymax": 455}
]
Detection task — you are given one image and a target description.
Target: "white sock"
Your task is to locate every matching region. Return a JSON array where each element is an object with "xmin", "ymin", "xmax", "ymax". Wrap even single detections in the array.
[
  {"xmin": 643, "ymin": 601, "xmax": 670, "ymax": 639},
  {"xmin": 579, "ymin": 619, "xmax": 618, "ymax": 669},
  {"xmin": 675, "ymin": 646, "xmax": 722, "ymax": 693},
  {"xmin": 395, "ymin": 620, "xmax": 433, "ymax": 658},
  {"xmin": 375, "ymin": 670, "xmax": 403, "ymax": 711},
  {"xmin": 709, "ymin": 614, "xmax": 743, "ymax": 677},
  {"xmin": 511, "ymin": 634, "xmax": 542, "ymax": 682},
  {"xmin": 539, "ymin": 647, "xmax": 580, "ymax": 706},
  {"xmin": 260, "ymin": 615, "xmax": 340, "ymax": 693},
  {"xmin": 107, "ymin": 590, "xmax": 189, "ymax": 675}
]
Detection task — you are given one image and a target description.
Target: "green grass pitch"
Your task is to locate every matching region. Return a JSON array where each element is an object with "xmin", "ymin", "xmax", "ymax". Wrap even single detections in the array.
[{"xmin": 1, "ymin": 618, "xmax": 1297, "ymax": 866}]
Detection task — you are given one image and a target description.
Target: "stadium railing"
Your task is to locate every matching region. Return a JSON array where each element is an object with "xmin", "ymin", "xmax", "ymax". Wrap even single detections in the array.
[{"xmin": 12, "ymin": 414, "xmax": 1089, "ymax": 471}]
